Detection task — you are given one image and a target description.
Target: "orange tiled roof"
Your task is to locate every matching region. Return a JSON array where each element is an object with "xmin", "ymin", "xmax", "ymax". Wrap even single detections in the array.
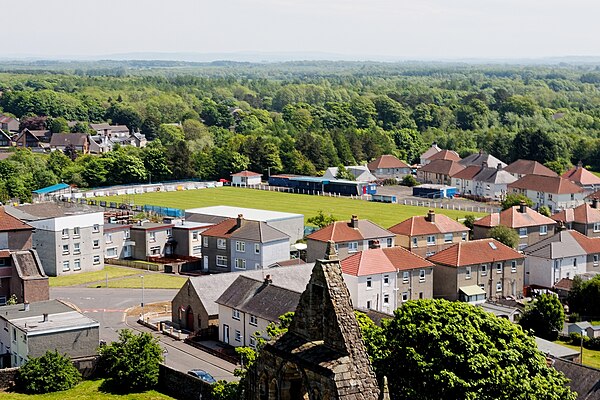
[
  {"xmin": 420, "ymin": 159, "xmax": 465, "ymax": 176},
  {"xmin": 552, "ymin": 202, "xmax": 600, "ymax": 225},
  {"xmin": 427, "ymin": 149, "xmax": 461, "ymax": 162},
  {"xmin": 427, "ymin": 238, "xmax": 524, "ymax": 267},
  {"xmin": 388, "ymin": 212, "xmax": 469, "ymax": 236},
  {"xmin": 562, "ymin": 164, "xmax": 600, "ymax": 186},
  {"xmin": 341, "ymin": 246, "xmax": 434, "ymax": 276},
  {"xmin": 504, "ymin": 159, "xmax": 557, "ymax": 177},
  {"xmin": 474, "ymin": 205, "xmax": 556, "ymax": 229},
  {"xmin": 367, "ymin": 155, "xmax": 409, "ymax": 170},
  {"xmin": 231, "ymin": 170, "xmax": 262, "ymax": 177},
  {"xmin": 0, "ymin": 207, "xmax": 32, "ymax": 232},
  {"xmin": 508, "ymin": 174, "xmax": 584, "ymax": 194},
  {"xmin": 307, "ymin": 218, "xmax": 393, "ymax": 243}
]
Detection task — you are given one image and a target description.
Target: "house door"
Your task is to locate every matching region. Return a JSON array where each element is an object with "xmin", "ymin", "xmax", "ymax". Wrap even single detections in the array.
[
  {"xmin": 186, "ymin": 306, "xmax": 194, "ymax": 331},
  {"xmin": 223, "ymin": 324, "xmax": 230, "ymax": 344},
  {"xmin": 124, "ymin": 245, "xmax": 131, "ymax": 258}
]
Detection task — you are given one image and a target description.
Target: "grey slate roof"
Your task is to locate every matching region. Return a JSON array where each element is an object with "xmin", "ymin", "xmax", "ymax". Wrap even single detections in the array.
[
  {"xmin": 188, "ymin": 263, "xmax": 314, "ymax": 316},
  {"xmin": 0, "ymin": 299, "xmax": 74, "ymax": 320},
  {"xmin": 459, "ymin": 152, "xmax": 506, "ymax": 169},
  {"xmin": 523, "ymin": 230, "xmax": 587, "ymax": 259},
  {"xmin": 535, "ymin": 337, "xmax": 580, "ymax": 359},
  {"xmin": 5, "ymin": 203, "xmax": 100, "ymax": 221},
  {"xmin": 49, "ymin": 133, "xmax": 89, "ymax": 147},
  {"xmin": 552, "ymin": 357, "xmax": 600, "ymax": 400},
  {"xmin": 473, "ymin": 167, "xmax": 517, "ymax": 185},
  {"xmin": 216, "ymin": 275, "xmax": 301, "ymax": 322},
  {"xmin": 233, "ymin": 220, "xmax": 289, "ymax": 243}
]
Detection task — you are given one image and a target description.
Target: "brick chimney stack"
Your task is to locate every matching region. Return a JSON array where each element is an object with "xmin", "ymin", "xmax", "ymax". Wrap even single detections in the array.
[
  {"xmin": 519, "ymin": 201, "xmax": 527, "ymax": 213},
  {"xmin": 593, "ymin": 198, "xmax": 599, "ymax": 209},
  {"xmin": 350, "ymin": 215, "xmax": 359, "ymax": 229},
  {"xmin": 427, "ymin": 210, "xmax": 436, "ymax": 223},
  {"xmin": 370, "ymin": 240, "xmax": 381, "ymax": 249},
  {"xmin": 236, "ymin": 214, "xmax": 243, "ymax": 228}
]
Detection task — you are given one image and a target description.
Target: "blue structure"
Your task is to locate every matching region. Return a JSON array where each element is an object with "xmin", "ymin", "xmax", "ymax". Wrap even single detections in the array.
[
  {"xmin": 371, "ymin": 194, "xmax": 398, "ymax": 203},
  {"xmin": 32, "ymin": 183, "xmax": 71, "ymax": 202},
  {"xmin": 412, "ymin": 184, "xmax": 457, "ymax": 199},
  {"xmin": 268, "ymin": 175, "xmax": 376, "ymax": 196}
]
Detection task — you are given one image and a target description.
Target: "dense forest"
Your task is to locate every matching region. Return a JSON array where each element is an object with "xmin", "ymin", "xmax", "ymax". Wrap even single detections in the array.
[{"xmin": 2, "ymin": 61, "xmax": 600, "ymax": 202}]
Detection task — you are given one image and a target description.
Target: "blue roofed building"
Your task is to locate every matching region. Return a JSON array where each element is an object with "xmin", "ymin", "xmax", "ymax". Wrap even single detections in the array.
[{"xmin": 32, "ymin": 183, "xmax": 71, "ymax": 203}]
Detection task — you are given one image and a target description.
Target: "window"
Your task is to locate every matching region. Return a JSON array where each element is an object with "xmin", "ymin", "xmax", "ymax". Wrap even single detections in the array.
[
  {"xmin": 419, "ymin": 292, "xmax": 424, "ymax": 299},
  {"xmin": 92, "ymin": 224, "xmax": 100, "ymax": 233},
  {"xmin": 366, "ymin": 300, "xmax": 372, "ymax": 309},
  {"xmin": 232, "ymin": 309, "xmax": 240, "ymax": 320},
  {"xmin": 573, "ymin": 258, "xmax": 578, "ymax": 268},
  {"xmin": 106, "ymin": 247, "xmax": 118, "ymax": 257},
  {"xmin": 216, "ymin": 255, "xmax": 228, "ymax": 267},
  {"xmin": 62, "ymin": 261, "xmax": 70, "ymax": 271},
  {"xmin": 444, "ymin": 233, "xmax": 453, "ymax": 243},
  {"xmin": 383, "ymin": 294, "xmax": 389, "ymax": 305},
  {"xmin": 249, "ymin": 315, "xmax": 258, "ymax": 326},
  {"xmin": 462, "ymin": 232, "xmax": 467, "ymax": 241},
  {"xmin": 236, "ymin": 241, "xmax": 246, "ymax": 252},
  {"xmin": 62, "ymin": 228, "xmax": 69, "ymax": 238},
  {"xmin": 166, "ymin": 229, "xmax": 172, "ymax": 237},
  {"xmin": 73, "ymin": 227, "xmax": 80, "ymax": 237},
  {"xmin": 217, "ymin": 239, "xmax": 226, "ymax": 249},
  {"xmin": 235, "ymin": 258, "xmax": 246, "ymax": 269},
  {"xmin": 73, "ymin": 259, "xmax": 81, "ymax": 271},
  {"xmin": 203, "ymin": 237, "xmax": 208, "ymax": 247},
  {"xmin": 496, "ymin": 281, "xmax": 502, "ymax": 292},
  {"xmin": 93, "ymin": 255, "xmax": 100, "ymax": 265},
  {"xmin": 192, "ymin": 231, "xmax": 199, "ymax": 241},
  {"xmin": 366, "ymin": 277, "xmax": 372, "ymax": 289},
  {"xmin": 594, "ymin": 223, "xmax": 600, "ymax": 233},
  {"xmin": 249, "ymin": 337, "xmax": 256, "ymax": 348},
  {"xmin": 540, "ymin": 225, "xmax": 548, "ymax": 235},
  {"xmin": 105, "ymin": 233, "xmax": 112, "ymax": 243},
  {"xmin": 465, "ymin": 266, "xmax": 472, "ymax": 280},
  {"xmin": 425, "ymin": 251, "xmax": 435, "ymax": 257},
  {"xmin": 402, "ymin": 271, "xmax": 409, "ymax": 283},
  {"xmin": 192, "ymin": 245, "xmax": 202, "ymax": 255},
  {"xmin": 62, "ymin": 244, "xmax": 69, "ymax": 255},
  {"xmin": 594, "ymin": 255, "xmax": 599, "ymax": 267},
  {"xmin": 348, "ymin": 241, "xmax": 359, "ymax": 253},
  {"xmin": 93, "ymin": 239, "xmax": 100, "ymax": 249},
  {"xmin": 254, "ymin": 243, "xmax": 260, "ymax": 254},
  {"xmin": 383, "ymin": 275, "xmax": 389, "ymax": 286},
  {"xmin": 481, "ymin": 264, "xmax": 487, "ymax": 276},
  {"xmin": 412, "ymin": 237, "xmax": 418, "ymax": 247},
  {"xmin": 401, "ymin": 292, "xmax": 409, "ymax": 302},
  {"xmin": 0, "ymin": 259, "xmax": 5, "ymax": 267},
  {"xmin": 73, "ymin": 242, "xmax": 80, "ymax": 255},
  {"xmin": 124, "ymin": 230, "xmax": 130, "ymax": 239},
  {"xmin": 511, "ymin": 260, "xmax": 517, "ymax": 273},
  {"xmin": 419, "ymin": 269, "xmax": 426, "ymax": 282},
  {"xmin": 150, "ymin": 246, "xmax": 161, "ymax": 255},
  {"xmin": 427, "ymin": 235, "xmax": 436, "ymax": 246},
  {"xmin": 149, "ymin": 232, "xmax": 156, "ymax": 242},
  {"xmin": 496, "ymin": 263, "xmax": 502, "ymax": 274},
  {"xmin": 519, "ymin": 228, "xmax": 527, "ymax": 238},
  {"xmin": 235, "ymin": 330, "xmax": 241, "ymax": 342},
  {"xmin": 386, "ymin": 238, "xmax": 393, "ymax": 247}
]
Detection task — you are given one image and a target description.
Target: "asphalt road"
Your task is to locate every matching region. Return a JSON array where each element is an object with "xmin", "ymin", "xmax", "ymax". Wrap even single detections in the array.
[{"xmin": 51, "ymin": 287, "xmax": 238, "ymax": 382}]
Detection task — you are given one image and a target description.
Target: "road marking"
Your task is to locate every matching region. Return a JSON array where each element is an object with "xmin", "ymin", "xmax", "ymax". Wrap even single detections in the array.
[{"xmin": 82, "ymin": 309, "xmax": 125, "ymax": 313}]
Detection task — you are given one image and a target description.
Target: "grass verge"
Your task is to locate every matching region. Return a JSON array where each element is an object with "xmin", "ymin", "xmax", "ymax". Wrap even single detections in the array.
[
  {"xmin": 88, "ymin": 273, "xmax": 186, "ymax": 289},
  {"xmin": 557, "ymin": 340, "xmax": 600, "ymax": 369},
  {"xmin": 96, "ymin": 186, "xmax": 486, "ymax": 228},
  {"xmin": 49, "ymin": 266, "xmax": 139, "ymax": 287},
  {"xmin": 0, "ymin": 379, "xmax": 174, "ymax": 399}
]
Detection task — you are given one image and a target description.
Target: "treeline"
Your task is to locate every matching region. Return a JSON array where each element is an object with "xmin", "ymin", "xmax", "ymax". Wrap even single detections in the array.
[{"xmin": 2, "ymin": 63, "xmax": 600, "ymax": 201}]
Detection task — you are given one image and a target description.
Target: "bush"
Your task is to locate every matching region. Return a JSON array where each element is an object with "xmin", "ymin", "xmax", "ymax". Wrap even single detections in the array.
[
  {"xmin": 381, "ymin": 178, "xmax": 398, "ymax": 186},
  {"xmin": 569, "ymin": 332, "xmax": 590, "ymax": 346},
  {"xmin": 401, "ymin": 175, "xmax": 418, "ymax": 187},
  {"xmin": 211, "ymin": 380, "xmax": 240, "ymax": 400},
  {"xmin": 15, "ymin": 350, "xmax": 81, "ymax": 394},
  {"xmin": 98, "ymin": 329, "xmax": 162, "ymax": 392}
]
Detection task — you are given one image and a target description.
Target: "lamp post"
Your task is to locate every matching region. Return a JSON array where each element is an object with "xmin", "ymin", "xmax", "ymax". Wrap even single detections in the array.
[
  {"xmin": 141, "ymin": 275, "xmax": 145, "ymax": 321},
  {"xmin": 581, "ymin": 329, "xmax": 585, "ymax": 365}
]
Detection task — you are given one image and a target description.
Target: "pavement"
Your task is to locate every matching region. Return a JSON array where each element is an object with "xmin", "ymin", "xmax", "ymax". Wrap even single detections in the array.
[{"xmin": 51, "ymin": 287, "xmax": 238, "ymax": 382}]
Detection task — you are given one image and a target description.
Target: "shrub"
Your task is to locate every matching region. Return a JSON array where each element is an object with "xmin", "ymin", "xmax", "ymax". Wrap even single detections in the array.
[
  {"xmin": 401, "ymin": 175, "xmax": 418, "ymax": 187},
  {"xmin": 15, "ymin": 350, "xmax": 81, "ymax": 394}
]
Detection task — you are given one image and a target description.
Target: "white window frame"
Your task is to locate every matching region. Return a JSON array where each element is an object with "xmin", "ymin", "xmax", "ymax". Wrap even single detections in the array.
[
  {"xmin": 401, "ymin": 292, "xmax": 409, "ymax": 302},
  {"xmin": 105, "ymin": 233, "xmax": 113, "ymax": 244},
  {"xmin": 235, "ymin": 330, "xmax": 241, "ymax": 342},
  {"xmin": 93, "ymin": 255, "xmax": 100, "ymax": 265},
  {"xmin": 383, "ymin": 294, "xmax": 390, "ymax": 305},
  {"xmin": 481, "ymin": 264, "xmax": 487, "ymax": 276},
  {"xmin": 216, "ymin": 255, "xmax": 228, "ymax": 267},
  {"xmin": 465, "ymin": 266, "xmax": 472, "ymax": 280},
  {"xmin": 62, "ymin": 260, "xmax": 70, "ymax": 271},
  {"xmin": 348, "ymin": 241, "xmax": 359, "ymax": 253},
  {"xmin": 73, "ymin": 227, "xmax": 80, "ymax": 237},
  {"xmin": 192, "ymin": 231, "xmax": 199, "ymax": 241},
  {"xmin": 511, "ymin": 260, "xmax": 517, "ymax": 273},
  {"xmin": 92, "ymin": 224, "xmax": 100, "ymax": 233},
  {"xmin": 150, "ymin": 246, "xmax": 161, "ymax": 255},
  {"xmin": 254, "ymin": 243, "xmax": 260, "ymax": 254},
  {"xmin": 427, "ymin": 235, "xmax": 436, "ymax": 246},
  {"xmin": 73, "ymin": 242, "xmax": 81, "ymax": 255},
  {"xmin": 249, "ymin": 315, "xmax": 258, "ymax": 326},
  {"xmin": 412, "ymin": 237, "xmax": 418, "ymax": 247},
  {"xmin": 124, "ymin": 230, "xmax": 130, "ymax": 239},
  {"xmin": 249, "ymin": 336, "xmax": 256, "ymax": 348},
  {"xmin": 192, "ymin": 245, "xmax": 202, "ymax": 255},
  {"xmin": 594, "ymin": 223, "xmax": 600, "ymax": 233},
  {"xmin": 73, "ymin": 259, "xmax": 81, "ymax": 271},
  {"xmin": 166, "ymin": 229, "xmax": 172, "ymax": 237},
  {"xmin": 203, "ymin": 236, "xmax": 208, "ymax": 247},
  {"xmin": 540, "ymin": 225, "xmax": 548, "ymax": 236},
  {"xmin": 419, "ymin": 269, "xmax": 426, "ymax": 282},
  {"xmin": 93, "ymin": 239, "xmax": 100, "ymax": 249},
  {"xmin": 386, "ymin": 237, "xmax": 393, "ymax": 247},
  {"xmin": 594, "ymin": 254, "xmax": 599, "ymax": 267},
  {"xmin": 444, "ymin": 233, "xmax": 453, "ymax": 243},
  {"xmin": 217, "ymin": 238, "xmax": 226, "ymax": 249},
  {"xmin": 402, "ymin": 271, "xmax": 409, "ymax": 283},
  {"xmin": 106, "ymin": 247, "xmax": 118, "ymax": 258},
  {"xmin": 235, "ymin": 258, "xmax": 247, "ymax": 269},
  {"xmin": 366, "ymin": 300, "xmax": 372, "ymax": 309},
  {"xmin": 496, "ymin": 263, "xmax": 502, "ymax": 274},
  {"xmin": 496, "ymin": 281, "xmax": 502, "ymax": 292},
  {"xmin": 62, "ymin": 228, "xmax": 69, "ymax": 238},
  {"xmin": 232, "ymin": 309, "xmax": 240, "ymax": 320},
  {"xmin": 236, "ymin": 241, "xmax": 246, "ymax": 252},
  {"xmin": 462, "ymin": 232, "xmax": 467, "ymax": 241},
  {"xmin": 383, "ymin": 274, "xmax": 389, "ymax": 286},
  {"xmin": 149, "ymin": 232, "xmax": 156, "ymax": 242},
  {"xmin": 366, "ymin": 277, "xmax": 372, "ymax": 289},
  {"xmin": 519, "ymin": 228, "xmax": 527, "ymax": 238},
  {"xmin": 62, "ymin": 244, "xmax": 69, "ymax": 255}
]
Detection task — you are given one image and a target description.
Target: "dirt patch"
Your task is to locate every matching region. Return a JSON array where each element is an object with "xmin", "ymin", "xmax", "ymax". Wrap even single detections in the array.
[{"xmin": 127, "ymin": 301, "xmax": 171, "ymax": 317}]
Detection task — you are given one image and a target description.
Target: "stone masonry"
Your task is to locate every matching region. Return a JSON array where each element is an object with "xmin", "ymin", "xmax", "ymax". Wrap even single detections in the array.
[{"xmin": 246, "ymin": 240, "xmax": 381, "ymax": 400}]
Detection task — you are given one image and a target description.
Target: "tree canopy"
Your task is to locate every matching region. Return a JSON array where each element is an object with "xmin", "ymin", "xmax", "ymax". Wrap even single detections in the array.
[
  {"xmin": 16, "ymin": 350, "xmax": 81, "ymax": 394},
  {"xmin": 487, "ymin": 225, "xmax": 520, "ymax": 249},
  {"xmin": 519, "ymin": 294, "xmax": 565, "ymax": 340}
]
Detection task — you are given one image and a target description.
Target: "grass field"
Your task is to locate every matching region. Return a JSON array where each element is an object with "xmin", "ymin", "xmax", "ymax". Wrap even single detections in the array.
[
  {"xmin": 97, "ymin": 187, "xmax": 486, "ymax": 228},
  {"xmin": 49, "ymin": 266, "xmax": 139, "ymax": 287},
  {"xmin": 90, "ymin": 274, "xmax": 186, "ymax": 289},
  {"xmin": 0, "ymin": 380, "xmax": 173, "ymax": 400},
  {"xmin": 557, "ymin": 340, "xmax": 600, "ymax": 369}
]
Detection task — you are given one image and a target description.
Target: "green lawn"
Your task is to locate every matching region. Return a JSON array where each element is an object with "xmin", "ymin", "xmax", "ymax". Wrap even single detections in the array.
[
  {"xmin": 89, "ymin": 273, "xmax": 186, "ymax": 289},
  {"xmin": 96, "ymin": 187, "xmax": 486, "ymax": 228},
  {"xmin": 49, "ymin": 266, "xmax": 139, "ymax": 287},
  {"xmin": 557, "ymin": 340, "xmax": 600, "ymax": 369},
  {"xmin": 0, "ymin": 380, "xmax": 173, "ymax": 399}
]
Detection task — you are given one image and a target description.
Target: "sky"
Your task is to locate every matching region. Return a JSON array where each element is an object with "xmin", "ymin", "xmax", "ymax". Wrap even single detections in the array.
[{"xmin": 5, "ymin": 0, "xmax": 600, "ymax": 61}]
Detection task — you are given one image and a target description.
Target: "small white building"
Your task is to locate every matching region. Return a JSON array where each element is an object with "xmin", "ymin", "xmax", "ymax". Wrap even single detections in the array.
[
  {"xmin": 231, "ymin": 170, "xmax": 262, "ymax": 187},
  {"xmin": 508, "ymin": 175, "xmax": 586, "ymax": 212}
]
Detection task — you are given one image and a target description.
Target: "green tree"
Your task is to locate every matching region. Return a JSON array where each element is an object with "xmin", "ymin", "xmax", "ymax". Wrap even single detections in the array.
[
  {"xmin": 487, "ymin": 225, "xmax": 520, "ymax": 249},
  {"xmin": 400, "ymin": 175, "xmax": 418, "ymax": 187},
  {"xmin": 307, "ymin": 210, "xmax": 337, "ymax": 228},
  {"xmin": 16, "ymin": 350, "xmax": 81, "ymax": 394},
  {"xmin": 568, "ymin": 275, "xmax": 600, "ymax": 319},
  {"xmin": 98, "ymin": 329, "xmax": 163, "ymax": 392},
  {"xmin": 538, "ymin": 205, "xmax": 552, "ymax": 217},
  {"xmin": 501, "ymin": 193, "xmax": 533, "ymax": 210},
  {"xmin": 463, "ymin": 214, "xmax": 476, "ymax": 230},
  {"xmin": 335, "ymin": 165, "xmax": 354, "ymax": 180},
  {"xmin": 48, "ymin": 117, "xmax": 70, "ymax": 133},
  {"xmin": 211, "ymin": 381, "xmax": 240, "ymax": 400},
  {"xmin": 370, "ymin": 300, "xmax": 575, "ymax": 400},
  {"xmin": 519, "ymin": 294, "xmax": 565, "ymax": 340}
]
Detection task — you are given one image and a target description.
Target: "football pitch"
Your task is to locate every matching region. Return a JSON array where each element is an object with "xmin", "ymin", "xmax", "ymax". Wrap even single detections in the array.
[{"xmin": 96, "ymin": 186, "xmax": 486, "ymax": 228}]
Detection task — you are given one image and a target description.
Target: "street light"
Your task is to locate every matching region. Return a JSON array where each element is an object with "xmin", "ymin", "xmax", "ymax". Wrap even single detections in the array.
[
  {"xmin": 140, "ymin": 275, "xmax": 145, "ymax": 321},
  {"xmin": 581, "ymin": 329, "xmax": 585, "ymax": 365}
]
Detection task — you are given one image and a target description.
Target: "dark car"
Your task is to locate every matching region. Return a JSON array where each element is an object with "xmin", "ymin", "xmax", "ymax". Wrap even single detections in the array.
[{"xmin": 187, "ymin": 369, "xmax": 217, "ymax": 384}]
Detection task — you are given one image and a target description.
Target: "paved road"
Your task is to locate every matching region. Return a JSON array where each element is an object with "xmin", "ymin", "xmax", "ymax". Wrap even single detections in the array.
[{"xmin": 51, "ymin": 287, "xmax": 238, "ymax": 382}]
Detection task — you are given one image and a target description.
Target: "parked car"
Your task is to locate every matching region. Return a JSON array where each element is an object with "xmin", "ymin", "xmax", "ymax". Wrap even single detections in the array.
[{"xmin": 188, "ymin": 369, "xmax": 216, "ymax": 384}]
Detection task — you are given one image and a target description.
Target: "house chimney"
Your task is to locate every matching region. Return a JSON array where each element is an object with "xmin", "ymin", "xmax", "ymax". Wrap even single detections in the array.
[
  {"xmin": 350, "ymin": 215, "xmax": 359, "ymax": 229},
  {"xmin": 42, "ymin": 313, "xmax": 48, "ymax": 322},
  {"xmin": 370, "ymin": 240, "xmax": 381, "ymax": 249},
  {"xmin": 593, "ymin": 198, "xmax": 599, "ymax": 209},
  {"xmin": 577, "ymin": 160, "xmax": 583, "ymax": 169},
  {"xmin": 427, "ymin": 210, "xmax": 436, "ymax": 223},
  {"xmin": 497, "ymin": 163, "xmax": 502, "ymax": 170},
  {"xmin": 264, "ymin": 274, "xmax": 272, "ymax": 285},
  {"xmin": 482, "ymin": 161, "xmax": 488, "ymax": 169},
  {"xmin": 557, "ymin": 221, "xmax": 567, "ymax": 232},
  {"xmin": 23, "ymin": 302, "xmax": 29, "ymax": 312},
  {"xmin": 236, "ymin": 214, "xmax": 243, "ymax": 228},
  {"xmin": 519, "ymin": 201, "xmax": 527, "ymax": 214},
  {"xmin": 103, "ymin": 128, "xmax": 109, "ymax": 137}
]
